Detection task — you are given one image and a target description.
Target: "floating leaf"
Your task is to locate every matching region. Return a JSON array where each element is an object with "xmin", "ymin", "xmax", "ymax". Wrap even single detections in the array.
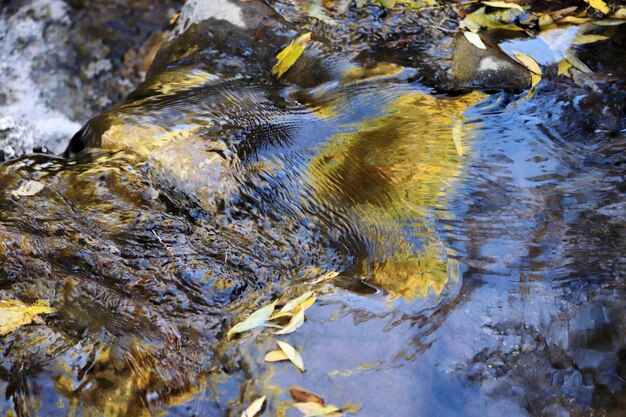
[
  {"xmin": 573, "ymin": 34, "xmax": 609, "ymax": 44},
  {"xmin": 241, "ymin": 395, "xmax": 266, "ymax": 417},
  {"xmin": 557, "ymin": 59, "xmax": 572, "ymax": 75},
  {"xmin": 293, "ymin": 402, "xmax": 324, "ymax": 415},
  {"xmin": 276, "ymin": 309, "xmax": 305, "ymax": 335},
  {"xmin": 280, "ymin": 291, "xmax": 314, "ymax": 313},
  {"xmin": 304, "ymin": 405, "xmax": 342, "ymax": 417},
  {"xmin": 227, "ymin": 301, "xmax": 276, "ymax": 339},
  {"xmin": 0, "ymin": 300, "xmax": 55, "ymax": 336},
  {"xmin": 265, "ymin": 350, "xmax": 289, "ymax": 362},
  {"xmin": 514, "ymin": 52, "xmax": 541, "ymax": 87},
  {"xmin": 461, "ymin": 7, "xmax": 524, "ymax": 32},
  {"xmin": 565, "ymin": 52, "xmax": 592, "ymax": 73},
  {"xmin": 463, "ymin": 31, "xmax": 487, "ymax": 49},
  {"xmin": 482, "ymin": 1, "xmax": 524, "ymax": 12},
  {"xmin": 11, "ymin": 180, "xmax": 44, "ymax": 198},
  {"xmin": 312, "ymin": 271, "xmax": 339, "ymax": 284},
  {"xmin": 616, "ymin": 8, "xmax": 626, "ymax": 19},
  {"xmin": 269, "ymin": 311, "xmax": 293, "ymax": 320},
  {"xmin": 272, "ymin": 32, "xmax": 312, "ymax": 78},
  {"xmin": 557, "ymin": 15, "xmax": 590, "ymax": 24},
  {"xmin": 293, "ymin": 295, "xmax": 316, "ymax": 314},
  {"xmin": 290, "ymin": 388, "xmax": 325, "ymax": 406},
  {"xmin": 277, "ymin": 341, "xmax": 305, "ymax": 372},
  {"xmin": 592, "ymin": 19, "xmax": 625, "ymax": 26},
  {"xmin": 584, "ymin": 0, "xmax": 610, "ymax": 15}
]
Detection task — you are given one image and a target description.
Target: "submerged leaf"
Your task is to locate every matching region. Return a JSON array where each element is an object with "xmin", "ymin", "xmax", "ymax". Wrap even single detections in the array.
[
  {"xmin": 265, "ymin": 350, "xmax": 289, "ymax": 362},
  {"xmin": 293, "ymin": 402, "xmax": 324, "ymax": 415},
  {"xmin": 227, "ymin": 301, "xmax": 276, "ymax": 339},
  {"xmin": 514, "ymin": 52, "xmax": 541, "ymax": 87},
  {"xmin": 304, "ymin": 405, "xmax": 342, "ymax": 417},
  {"xmin": 463, "ymin": 31, "xmax": 487, "ymax": 49},
  {"xmin": 11, "ymin": 180, "xmax": 44, "ymax": 198},
  {"xmin": 482, "ymin": 1, "xmax": 524, "ymax": 12},
  {"xmin": 0, "ymin": 300, "xmax": 55, "ymax": 335},
  {"xmin": 277, "ymin": 341, "xmax": 305, "ymax": 372},
  {"xmin": 280, "ymin": 291, "xmax": 314, "ymax": 313},
  {"xmin": 565, "ymin": 52, "xmax": 592, "ymax": 73},
  {"xmin": 584, "ymin": 0, "xmax": 610, "ymax": 15},
  {"xmin": 276, "ymin": 309, "xmax": 305, "ymax": 335},
  {"xmin": 573, "ymin": 34, "xmax": 609, "ymax": 44},
  {"xmin": 290, "ymin": 388, "xmax": 325, "ymax": 406},
  {"xmin": 242, "ymin": 395, "xmax": 266, "ymax": 417},
  {"xmin": 272, "ymin": 32, "xmax": 312, "ymax": 78}
]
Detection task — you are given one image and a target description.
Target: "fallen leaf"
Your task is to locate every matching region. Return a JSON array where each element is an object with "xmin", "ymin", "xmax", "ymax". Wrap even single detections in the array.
[
  {"xmin": 242, "ymin": 395, "xmax": 266, "ymax": 417},
  {"xmin": 292, "ymin": 402, "xmax": 324, "ymax": 415},
  {"xmin": 280, "ymin": 291, "xmax": 314, "ymax": 313},
  {"xmin": 272, "ymin": 32, "xmax": 312, "ymax": 78},
  {"xmin": 463, "ymin": 31, "xmax": 487, "ymax": 49},
  {"xmin": 565, "ymin": 52, "xmax": 592, "ymax": 73},
  {"xmin": 265, "ymin": 350, "xmax": 289, "ymax": 362},
  {"xmin": 304, "ymin": 405, "xmax": 342, "ymax": 417},
  {"xmin": 269, "ymin": 311, "xmax": 293, "ymax": 320},
  {"xmin": 276, "ymin": 309, "xmax": 305, "ymax": 335},
  {"xmin": 11, "ymin": 180, "xmax": 44, "ymax": 198},
  {"xmin": 584, "ymin": 0, "xmax": 610, "ymax": 15},
  {"xmin": 482, "ymin": 1, "xmax": 524, "ymax": 12},
  {"xmin": 573, "ymin": 34, "xmax": 609, "ymax": 44},
  {"xmin": 227, "ymin": 301, "xmax": 277, "ymax": 339},
  {"xmin": 616, "ymin": 8, "xmax": 626, "ymax": 19},
  {"xmin": 290, "ymin": 388, "xmax": 325, "ymax": 406},
  {"xmin": 312, "ymin": 271, "xmax": 339, "ymax": 284},
  {"xmin": 557, "ymin": 59, "xmax": 572, "ymax": 75},
  {"xmin": 592, "ymin": 19, "xmax": 625, "ymax": 26},
  {"xmin": 277, "ymin": 341, "xmax": 305, "ymax": 372},
  {"xmin": 169, "ymin": 12, "xmax": 180, "ymax": 26},
  {"xmin": 0, "ymin": 300, "xmax": 55, "ymax": 336},
  {"xmin": 293, "ymin": 295, "xmax": 316, "ymax": 314},
  {"xmin": 514, "ymin": 52, "xmax": 541, "ymax": 88},
  {"xmin": 557, "ymin": 15, "xmax": 590, "ymax": 24}
]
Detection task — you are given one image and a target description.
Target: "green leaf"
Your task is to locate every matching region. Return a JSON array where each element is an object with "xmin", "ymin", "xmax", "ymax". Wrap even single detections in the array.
[
  {"xmin": 277, "ymin": 341, "xmax": 305, "ymax": 372},
  {"xmin": 227, "ymin": 301, "xmax": 277, "ymax": 339},
  {"xmin": 272, "ymin": 32, "xmax": 312, "ymax": 78}
]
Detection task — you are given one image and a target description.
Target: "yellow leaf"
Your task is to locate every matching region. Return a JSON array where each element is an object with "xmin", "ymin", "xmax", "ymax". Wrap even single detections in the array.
[
  {"xmin": 573, "ymin": 34, "xmax": 609, "ymax": 44},
  {"xmin": 311, "ymin": 271, "xmax": 339, "ymax": 284},
  {"xmin": 304, "ymin": 405, "xmax": 342, "ymax": 417},
  {"xmin": 264, "ymin": 350, "xmax": 289, "ymax": 362},
  {"xmin": 276, "ymin": 309, "xmax": 305, "ymax": 335},
  {"xmin": 277, "ymin": 341, "xmax": 305, "ymax": 372},
  {"xmin": 592, "ymin": 19, "xmax": 625, "ymax": 26},
  {"xmin": 565, "ymin": 52, "xmax": 592, "ymax": 73},
  {"xmin": 272, "ymin": 32, "xmax": 312, "ymax": 78},
  {"xmin": 293, "ymin": 295, "xmax": 316, "ymax": 314},
  {"xmin": 482, "ymin": 1, "xmax": 524, "ymax": 12},
  {"xmin": 514, "ymin": 52, "xmax": 541, "ymax": 88},
  {"xmin": 538, "ymin": 14, "xmax": 555, "ymax": 29},
  {"xmin": 462, "ymin": 31, "xmax": 487, "ymax": 49},
  {"xmin": 557, "ymin": 59, "xmax": 572, "ymax": 75},
  {"xmin": 584, "ymin": 0, "xmax": 610, "ymax": 14},
  {"xmin": 227, "ymin": 301, "xmax": 276, "ymax": 339},
  {"xmin": 242, "ymin": 395, "xmax": 266, "ymax": 417},
  {"xmin": 615, "ymin": 8, "xmax": 626, "ymax": 19},
  {"xmin": 280, "ymin": 291, "xmax": 314, "ymax": 313},
  {"xmin": 557, "ymin": 16, "xmax": 590, "ymax": 24},
  {"xmin": 169, "ymin": 12, "xmax": 180, "ymax": 26},
  {"xmin": 0, "ymin": 300, "xmax": 55, "ymax": 335},
  {"xmin": 269, "ymin": 311, "xmax": 293, "ymax": 320}
]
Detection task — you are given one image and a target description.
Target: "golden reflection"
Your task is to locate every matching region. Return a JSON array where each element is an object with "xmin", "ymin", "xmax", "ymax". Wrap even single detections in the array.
[{"xmin": 307, "ymin": 91, "xmax": 485, "ymax": 298}]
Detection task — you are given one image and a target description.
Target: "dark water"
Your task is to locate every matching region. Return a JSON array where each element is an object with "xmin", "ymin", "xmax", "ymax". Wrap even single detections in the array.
[{"xmin": 1, "ymin": 2, "xmax": 625, "ymax": 417}]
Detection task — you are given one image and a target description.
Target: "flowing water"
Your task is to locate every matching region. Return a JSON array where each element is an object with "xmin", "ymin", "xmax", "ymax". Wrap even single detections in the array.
[{"xmin": 0, "ymin": 1, "xmax": 625, "ymax": 417}]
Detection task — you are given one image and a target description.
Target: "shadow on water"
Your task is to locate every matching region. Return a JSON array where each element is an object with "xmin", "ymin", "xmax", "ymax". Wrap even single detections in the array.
[{"xmin": 1, "ymin": 1, "xmax": 625, "ymax": 417}]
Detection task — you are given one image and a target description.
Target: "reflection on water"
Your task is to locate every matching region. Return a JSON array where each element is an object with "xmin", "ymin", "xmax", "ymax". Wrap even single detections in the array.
[{"xmin": 1, "ymin": 15, "xmax": 626, "ymax": 417}]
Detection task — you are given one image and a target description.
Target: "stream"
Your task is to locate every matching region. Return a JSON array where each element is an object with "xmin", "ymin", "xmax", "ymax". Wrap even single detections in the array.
[{"xmin": 0, "ymin": 1, "xmax": 625, "ymax": 416}]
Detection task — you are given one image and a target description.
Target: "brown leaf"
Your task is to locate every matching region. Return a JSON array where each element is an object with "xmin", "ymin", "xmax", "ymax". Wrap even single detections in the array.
[{"xmin": 290, "ymin": 388, "xmax": 325, "ymax": 406}]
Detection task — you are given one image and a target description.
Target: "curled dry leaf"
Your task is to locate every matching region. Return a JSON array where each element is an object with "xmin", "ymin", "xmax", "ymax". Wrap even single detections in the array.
[
  {"xmin": 584, "ymin": 0, "xmax": 610, "ymax": 15},
  {"xmin": 463, "ymin": 31, "xmax": 487, "ymax": 49},
  {"xmin": 294, "ymin": 295, "xmax": 316, "ymax": 314},
  {"xmin": 277, "ymin": 341, "xmax": 305, "ymax": 372},
  {"xmin": 276, "ymin": 309, "xmax": 305, "ymax": 335},
  {"xmin": 241, "ymin": 395, "xmax": 266, "ymax": 417},
  {"xmin": 272, "ymin": 32, "xmax": 312, "ymax": 78},
  {"xmin": 482, "ymin": 1, "xmax": 524, "ymax": 12},
  {"xmin": 513, "ymin": 52, "xmax": 541, "ymax": 88},
  {"xmin": 290, "ymin": 388, "xmax": 325, "ymax": 406},
  {"xmin": 227, "ymin": 301, "xmax": 276, "ymax": 339},
  {"xmin": 264, "ymin": 350, "xmax": 289, "ymax": 362},
  {"xmin": 280, "ymin": 291, "xmax": 314, "ymax": 313}
]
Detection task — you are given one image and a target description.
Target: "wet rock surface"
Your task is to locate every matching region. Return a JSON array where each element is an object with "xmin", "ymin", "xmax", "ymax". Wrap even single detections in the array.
[{"xmin": 0, "ymin": 0, "xmax": 625, "ymax": 416}]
